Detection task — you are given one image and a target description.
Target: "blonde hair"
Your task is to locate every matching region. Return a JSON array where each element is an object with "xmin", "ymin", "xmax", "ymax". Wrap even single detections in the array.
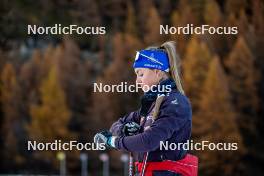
[
  {"xmin": 146, "ymin": 41, "xmax": 185, "ymax": 95},
  {"xmin": 161, "ymin": 41, "xmax": 185, "ymax": 95}
]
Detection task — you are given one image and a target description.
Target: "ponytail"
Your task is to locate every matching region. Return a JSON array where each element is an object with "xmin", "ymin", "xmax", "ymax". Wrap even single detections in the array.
[
  {"xmin": 145, "ymin": 41, "xmax": 185, "ymax": 95},
  {"xmin": 161, "ymin": 41, "xmax": 185, "ymax": 95}
]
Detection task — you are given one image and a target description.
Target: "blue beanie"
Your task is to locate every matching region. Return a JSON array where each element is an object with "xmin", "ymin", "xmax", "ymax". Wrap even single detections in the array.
[{"xmin": 133, "ymin": 49, "xmax": 170, "ymax": 72}]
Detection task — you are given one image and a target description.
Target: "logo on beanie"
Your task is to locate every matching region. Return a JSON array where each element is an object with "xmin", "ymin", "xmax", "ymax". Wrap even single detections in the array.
[
  {"xmin": 135, "ymin": 52, "xmax": 140, "ymax": 61},
  {"xmin": 133, "ymin": 50, "xmax": 170, "ymax": 72}
]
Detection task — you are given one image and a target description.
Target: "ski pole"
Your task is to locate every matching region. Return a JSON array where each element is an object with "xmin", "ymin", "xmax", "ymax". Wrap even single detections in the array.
[{"xmin": 129, "ymin": 152, "xmax": 134, "ymax": 176}]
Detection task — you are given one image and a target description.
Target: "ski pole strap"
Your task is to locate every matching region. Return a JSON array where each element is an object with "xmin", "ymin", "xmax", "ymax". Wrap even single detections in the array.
[
  {"xmin": 140, "ymin": 152, "xmax": 149, "ymax": 176},
  {"xmin": 129, "ymin": 152, "xmax": 134, "ymax": 176},
  {"xmin": 135, "ymin": 154, "xmax": 198, "ymax": 176}
]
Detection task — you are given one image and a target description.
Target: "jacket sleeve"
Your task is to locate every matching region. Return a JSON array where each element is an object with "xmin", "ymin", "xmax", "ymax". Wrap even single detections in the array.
[
  {"xmin": 109, "ymin": 109, "xmax": 141, "ymax": 136},
  {"xmin": 114, "ymin": 95, "xmax": 192, "ymax": 152}
]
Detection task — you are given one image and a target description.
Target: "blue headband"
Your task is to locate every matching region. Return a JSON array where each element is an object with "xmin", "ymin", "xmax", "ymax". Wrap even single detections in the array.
[{"xmin": 133, "ymin": 49, "xmax": 170, "ymax": 72}]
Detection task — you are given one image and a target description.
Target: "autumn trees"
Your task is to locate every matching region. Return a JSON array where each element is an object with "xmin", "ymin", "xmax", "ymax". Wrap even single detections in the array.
[
  {"xmin": 192, "ymin": 57, "xmax": 245, "ymax": 175},
  {"xmin": 0, "ymin": 63, "xmax": 24, "ymax": 168},
  {"xmin": 27, "ymin": 66, "xmax": 73, "ymax": 163},
  {"xmin": 0, "ymin": 0, "xmax": 263, "ymax": 175},
  {"xmin": 182, "ymin": 36, "xmax": 212, "ymax": 111},
  {"xmin": 182, "ymin": 35, "xmax": 249, "ymax": 175}
]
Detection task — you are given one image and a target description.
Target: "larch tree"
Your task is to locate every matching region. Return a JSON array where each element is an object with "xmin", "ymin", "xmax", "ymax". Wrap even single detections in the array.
[
  {"xmin": 19, "ymin": 47, "xmax": 57, "ymax": 132},
  {"xmin": 71, "ymin": 0, "xmax": 101, "ymax": 26},
  {"xmin": 144, "ymin": 5, "xmax": 162, "ymax": 45},
  {"xmin": 182, "ymin": 36, "xmax": 212, "ymax": 111},
  {"xmin": 189, "ymin": 0, "xmax": 206, "ymax": 23},
  {"xmin": 170, "ymin": 11, "xmax": 187, "ymax": 55},
  {"xmin": 204, "ymin": 0, "xmax": 222, "ymax": 26},
  {"xmin": 137, "ymin": 0, "xmax": 154, "ymax": 37},
  {"xmin": 158, "ymin": 0, "xmax": 171, "ymax": 20},
  {"xmin": 194, "ymin": 56, "xmax": 246, "ymax": 176},
  {"xmin": 224, "ymin": 13, "xmax": 239, "ymax": 52},
  {"xmin": 27, "ymin": 66, "xmax": 75, "ymax": 165},
  {"xmin": 53, "ymin": 38, "xmax": 88, "ymax": 134},
  {"xmin": 224, "ymin": 36, "xmax": 259, "ymax": 146},
  {"xmin": 170, "ymin": 1, "xmax": 196, "ymax": 54},
  {"xmin": 237, "ymin": 10, "xmax": 250, "ymax": 40},
  {"xmin": 225, "ymin": 0, "xmax": 247, "ymax": 16},
  {"xmin": 203, "ymin": 0, "xmax": 226, "ymax": 56},
  {"xmin": 125, "ymin": 1, "xmax": 138, "ymax": 37},
  {"xmin": 0, "ymin": 63, "xmax": 24, "ymax": 167},
  {"xmin": 178, "ymin": 0, "xmax": 198, "ymax": 25},
  {"xmin": 20, "ymin": 50, "xmax": 45, "ymax": 107}
]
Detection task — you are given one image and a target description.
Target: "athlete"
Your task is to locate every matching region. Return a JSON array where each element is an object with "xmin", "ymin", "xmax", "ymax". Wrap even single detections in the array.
[{"xmin": 94, "ymin": 41, "xmax": 198, "ymax": 176}]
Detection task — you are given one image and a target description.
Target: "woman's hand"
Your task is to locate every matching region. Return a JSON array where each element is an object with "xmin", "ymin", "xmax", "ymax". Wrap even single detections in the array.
[
  {"xmin": 94, "ymin": 131, "xmax": 117, "ymax": 148},
  {"xmin": 122, "ymin": 122, "xmax": 140, "ymax": 136}
]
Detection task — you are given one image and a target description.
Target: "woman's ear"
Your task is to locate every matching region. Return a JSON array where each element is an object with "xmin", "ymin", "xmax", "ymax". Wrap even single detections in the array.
[{"xmin": 154, "ymin": 70, "xmax": 163, "ymax": 80}]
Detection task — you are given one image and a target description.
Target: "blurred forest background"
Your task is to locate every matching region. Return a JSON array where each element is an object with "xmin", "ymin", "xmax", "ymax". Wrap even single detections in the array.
[{"xmin": 0, "ymin": 0, "xmax": 264, "ymax": 175}]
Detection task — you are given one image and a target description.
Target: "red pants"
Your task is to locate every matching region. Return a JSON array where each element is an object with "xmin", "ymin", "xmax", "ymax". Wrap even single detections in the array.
[{"xmin": 135, "ymin": 154, "xmax": 198, "ymax": 176}]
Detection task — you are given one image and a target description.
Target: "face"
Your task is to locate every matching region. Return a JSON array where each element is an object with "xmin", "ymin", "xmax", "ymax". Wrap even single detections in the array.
[{"xmin": 135, "ymin": 68, "xmax": 163, "ymax": 92}]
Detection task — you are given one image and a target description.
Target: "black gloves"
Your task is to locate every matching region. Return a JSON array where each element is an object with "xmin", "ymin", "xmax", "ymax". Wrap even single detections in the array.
[{"xmin": 122, "ymin": 122, "xmax": 140, "ymax": 136}]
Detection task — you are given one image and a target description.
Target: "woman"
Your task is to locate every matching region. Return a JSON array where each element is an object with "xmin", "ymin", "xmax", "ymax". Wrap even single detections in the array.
[{"xmin": 94, "ymin": 41, "xmax": 198, "ymax": 176}]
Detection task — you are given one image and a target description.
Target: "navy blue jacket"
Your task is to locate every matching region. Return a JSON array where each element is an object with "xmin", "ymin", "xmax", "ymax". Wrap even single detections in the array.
[{"xmin": 110, "ymin": 87, "xmax": 192, "ymax": 162}]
